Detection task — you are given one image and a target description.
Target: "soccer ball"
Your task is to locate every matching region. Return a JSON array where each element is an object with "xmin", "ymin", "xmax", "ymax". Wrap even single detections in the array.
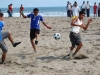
[{"xmin": 54, "ymin": 33, "xmax": 61, "ymax": 40}]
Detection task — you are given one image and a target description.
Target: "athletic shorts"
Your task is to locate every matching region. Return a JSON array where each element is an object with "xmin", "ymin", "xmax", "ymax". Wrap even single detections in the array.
[
  {"xmin": 0, "ymin": 31, "xmax": 10, "ymax": 53},
  {"xmin": 30, "ymin": 29, "xmax": 40, "ymax": 40},
  {"xmin": 69, "ymin": 32, "xmax": 82, "ymax": 47}
]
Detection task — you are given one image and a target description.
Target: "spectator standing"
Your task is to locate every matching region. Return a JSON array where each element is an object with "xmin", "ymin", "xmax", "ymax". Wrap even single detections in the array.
[
  {"xmin": 81, "ymin": 1, "xmax": 86, "ymax": 13},
  {"xmin": 86, "ymin": 1, "xmax": 91, "ymax": 17},
  {"xmin": 66, "ymin": 1, "xmax": 71, "ymax": 17},
  {"xmin": 93, "ymin": 2, "xmax": 97, "ymax": 17},
  {"xmin": 7, "ymin": 4, "xmax": 13, "ymax": 17},
  {"xmin": 19, "ymin": 4, "xmax": 24, "ymax": 17},
  {"xmin": 98, "ymin": 3, "xmax": 100, "ymax": 17}
]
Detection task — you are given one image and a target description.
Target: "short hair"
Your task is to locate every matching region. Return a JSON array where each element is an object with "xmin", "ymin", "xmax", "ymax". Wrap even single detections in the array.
[
  {"xmin": 79, "ymin": 11, "xmax": 85, "ymax": 15},
  {"xmin": 0, "ymin": 12, "xmax": 4, "ymax": 17},
  {"xmin": 33, "ymin": 8, "xmax": 39, "ymax": 12}
]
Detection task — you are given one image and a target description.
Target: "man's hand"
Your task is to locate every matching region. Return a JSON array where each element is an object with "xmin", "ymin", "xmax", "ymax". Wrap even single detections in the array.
[
  {"xmin": 46, "ymin": 26, "xmax": 52, "ymax": 29},
  {"xmin": 88, "ymin": 19, "xmax": 92, "ymax": 24}
]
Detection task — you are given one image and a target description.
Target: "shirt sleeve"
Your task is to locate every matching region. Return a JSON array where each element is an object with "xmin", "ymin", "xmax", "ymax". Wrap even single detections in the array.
[
  {"xmin": 40, "ymin": 15, "xmax": 44, "ymax": 22},
  {"xmin": 27, "ymin": 14, "xmax": 32, "ymax": 18}
]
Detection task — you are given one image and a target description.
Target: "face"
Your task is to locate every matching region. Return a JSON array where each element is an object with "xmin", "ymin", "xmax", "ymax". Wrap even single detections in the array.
[
  {"xmin": 74, "ymin": 4, "xmax": 77, "ymax": 7},
  {"xmin": 0, "ymin": 15, "xmax": 4, "ymax": 21},
  {"xmin": 79, "ymin": 14, "xmax": 85, "ymax": 19},
  {"xmin": 34, "ymin": 11, "xmax": 39, "ymax": 16}
]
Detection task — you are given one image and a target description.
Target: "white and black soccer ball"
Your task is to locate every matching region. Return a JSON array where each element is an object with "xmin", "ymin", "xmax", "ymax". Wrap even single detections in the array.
[{"xmin": 54, "ymin": 33, "xmax": 61, "ymax": 40}]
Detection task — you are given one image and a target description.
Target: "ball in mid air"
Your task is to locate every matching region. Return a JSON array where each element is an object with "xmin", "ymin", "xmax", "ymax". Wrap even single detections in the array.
[{"xmin": 54, "ymin": 33, "xmax": 61, "ymax": 40}]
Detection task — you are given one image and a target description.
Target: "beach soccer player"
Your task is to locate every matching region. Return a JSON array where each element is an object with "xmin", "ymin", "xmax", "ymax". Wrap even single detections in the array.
[
  {"xmin": 0, "ymin": 12, "xmax": 21, "ymax": 64},
  {"xmin": 68, "ymin": 11, "xmax": 92, "ymax": 59},
  {"xmin": 20, "ymin": 8, "xmax": 51, "ymax": 53},
  {"xmin": 19, "ymin": 4, "xmax": 24, "ymax": 17}
]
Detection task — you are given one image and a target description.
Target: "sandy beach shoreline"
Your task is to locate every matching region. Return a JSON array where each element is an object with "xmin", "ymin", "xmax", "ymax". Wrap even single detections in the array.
[{"xmin": 0, "ymin": 17, "xmax": 100, "ymax": 75}]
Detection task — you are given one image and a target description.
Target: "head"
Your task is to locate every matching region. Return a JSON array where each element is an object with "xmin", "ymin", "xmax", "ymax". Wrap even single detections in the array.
[
  {"xmin": 94, "ymin": 2, "xmax": 96, "ymax": 5},
  {"xmin": 33, "ymin": 8, "xmax": 39, "ymax": 16},
  {"xmin": 0, "ymin": 13, "xmax": 4, "ymax": 21},
  {"xmin": 79, "ymin": 11, "xmax": 85, "ymax": 19},
  {"xmin": 87, "ymin": 1, "xmax": 89, "ymax": 4},
  {"xmin": 10, "ymin": 4, "xmax": 12, "ymax": 6},
  {"xmin": 74, "ymin": 2, "xmax": 77, "ymax": 7},
  {"xmin": 83, "ymin": 1, "xmax": 85, "ymax": 4},
  {"xmin": 99, "ymin": 3, "xmax": 100, "ymax": 5},
  {"xmin": 67, "ymin": 1, "xmax": 69, "ymax": 4},
  {"xmin": 21, "ymin": 4, "xmax": 23, "ymax": 7}
]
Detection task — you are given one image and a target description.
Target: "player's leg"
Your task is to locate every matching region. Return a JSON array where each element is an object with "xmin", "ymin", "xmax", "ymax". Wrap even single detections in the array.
[
  {"xmin": 2, "ymin": 32, "xmax": 21, "ymax": 47},
  {"xmin": 0, "ymin": 41, "xmax": 8, "ymax": 64},
  {"xmin": 30, "ymin": 39, "xmax": 37, "ymax": 51},
  {"xmin": 35, "ymin": 29, "xmax": 40, "ymax": 45},
  {"xmin": 73, "ymin": 43, "xmax": 82, "ymax": 55},
  {"xmin": 30, "ymin": 29, "xmax": 38, "ymax": 53},
  {"xmin": 1, "ymin": 52, "xmax": 7, "ymax": 64},
  {"xmin": 73, "ymin": 33, "xmax": 82, "ymax": 56},
  {"xmin": 67, "ymin": 32, "xmax": 76, "ymax": 56}
]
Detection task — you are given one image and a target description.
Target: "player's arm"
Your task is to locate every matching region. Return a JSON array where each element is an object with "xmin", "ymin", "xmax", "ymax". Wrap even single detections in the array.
[
  {"xmin": 71, "ymin": 17, "xmax": 82, "ymax": 27},
  {"xmin": 81, "ymin": 19, "xmax": 92, "ymax": 31},
  {"xmin": 20, "ymin": 11, "xmax": 27, "ymax": 18},
  {"xmin": 40, "ymin": 16, "xmax": 51, "ymax": 29},
  {"xmin": 42, "ymin": 22, "xmax": 51, "ymax": 29}
]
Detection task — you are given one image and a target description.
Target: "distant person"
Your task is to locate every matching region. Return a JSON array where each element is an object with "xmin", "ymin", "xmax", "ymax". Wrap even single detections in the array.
[
  {"xmin": 70, "ymin": 3, "xmax": 73, "ymax": 17},
  {"xmin": 67, "ymin": 11, "xmax": 92, "ymax": 59},
  {"xmin": 0, "ymin": 12, "xmax": 21, "ymax": 64},
  {"xmin": 7, "ymin": 4, "xmax": 13, "ymax": 17},
  {"xmin": 86, "ymin": 1, "xmax": 91, "ymax": 17},
  {"xmin": 19, "ymin": 4, "xmax": 24, "ymax": 17},
  {"xmin": 72, "ymin": 2, "xmax": 80, "ymax": 19},
  {"xmin": 98, "ymin": 3, "xmax": 100, "ymax": 17},
  {"xmin": 81, "ymin": 1, "xmax": 86, "ymax": 13},
  {"xmin": 20, "ymin": 8, "xmax": 51, "ymax": 53},
  {"xmin": 66, "ymin": 1, "xmax": 71, "ymax": 17},
  {"xmin": 93, "ymin": 2, "xmax": 97, "ymax": 17},
  {"xmin": 0, "ymin": 9, "xmax": 1, "ymax": 13}
]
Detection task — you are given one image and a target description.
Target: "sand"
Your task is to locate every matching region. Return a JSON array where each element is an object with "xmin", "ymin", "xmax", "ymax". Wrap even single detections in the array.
[{"xmin": 0, "ymin": 17, "xmax": 100, "ymax": 75}]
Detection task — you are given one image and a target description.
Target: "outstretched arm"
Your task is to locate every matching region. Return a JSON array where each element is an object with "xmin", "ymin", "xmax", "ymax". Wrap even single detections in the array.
[
  {"xmin": 81, "ymin": 19, "xmax": 92, "ymax": 31},
  {"xmin": 42, "ymin": 22, "xmax": 51, "ymax": 29}
]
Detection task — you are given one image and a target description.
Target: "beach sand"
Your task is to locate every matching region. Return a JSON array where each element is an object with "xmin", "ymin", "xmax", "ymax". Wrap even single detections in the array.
[{"xmin": 0, "ymin": 17, "xmax": 100, "ymax": 75}]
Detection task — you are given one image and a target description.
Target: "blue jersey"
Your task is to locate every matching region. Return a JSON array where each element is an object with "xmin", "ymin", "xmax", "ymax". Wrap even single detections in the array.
[
  {"xmin": 0, "ymin": 21, "xmax": 4, "ymax": 40},
  {"xmin": 27, "ymin": 14, "xmax": 44, "ymax": 29}
]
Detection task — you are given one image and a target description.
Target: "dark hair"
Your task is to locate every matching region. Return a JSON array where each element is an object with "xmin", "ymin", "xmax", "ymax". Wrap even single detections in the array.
[
  {"xmin": 0, "ymin": 12, "xmax": 4, "ymax": 17},
  {"xmin": 33, "ymin": 8, "xmax": 39, "ymax": 12},
  {"xmin": 79, "ymin": 11, "xmax": 85, "ymax": 15}
]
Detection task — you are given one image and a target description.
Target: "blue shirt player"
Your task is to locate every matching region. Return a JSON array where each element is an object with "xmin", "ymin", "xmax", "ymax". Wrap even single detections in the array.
[
  {"xmin": 0, "ymin": 13, "xmax": 21, "ymax": 64},
  {"xmin": 20, "ymin": 8, "xmax": 51, "ymax": 53}
]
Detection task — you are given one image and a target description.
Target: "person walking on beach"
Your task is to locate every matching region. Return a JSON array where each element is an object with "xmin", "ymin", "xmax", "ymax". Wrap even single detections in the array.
[
  {"xmin": 72, "ymin": 2, "xmax": 80, "ymax": 19},
  {"xmin": 81, "ymin": 1, "xmax": 86, "ymax": 13},
  {"xmin": 19, "ymin": 4, "xmax": 24, "ymax": 17},
  {"xmin": 0, "ymin": 12, "xmax": 21, "ymax": 64},
  {"xmin": 98, "ymin": 3, "xmax": 100, "ymax": 17},
  {"xmin": 7, "ymin": 4, "xmax": 13, "ymax": 17},
  {"xmin": 0, "ymin": 10, "xmax": 1, "ymax": 13},
  {"xmin": 67, "ymin": 11, "xmax": 92, "ymax": 59},
  {"xmin": 66, "ymin": 1, "xmax": 71, "ymax": 17},
  {"xmin": 93, "ymin": 2, "xmax": 97, "ymax": 17},
  {"xmin": 20, "ymin": 8, "xmax": 51, "ymax": 53},
  {"xmin": 86, "ymin": 1, "xmax": 91, "ymax": 17}
]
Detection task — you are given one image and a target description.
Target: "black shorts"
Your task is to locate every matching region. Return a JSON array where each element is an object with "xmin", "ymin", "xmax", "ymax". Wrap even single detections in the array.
[
  {"xmin": 69, "ymin": 32, "xmax": 82, "ymax": 47},
  {"xmin": 30, "ymin": 29, "xmax": 40, "ymax": 40}
]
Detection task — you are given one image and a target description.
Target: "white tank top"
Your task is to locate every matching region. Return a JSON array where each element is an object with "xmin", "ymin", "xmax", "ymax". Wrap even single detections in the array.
[{"xmin": 71, "ymin": 18, "xmax": 82, "ymax": 33}]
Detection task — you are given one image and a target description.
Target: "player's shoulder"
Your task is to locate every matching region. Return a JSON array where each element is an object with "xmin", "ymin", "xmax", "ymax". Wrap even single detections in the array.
[
  {"xmin": 0, "ymin": 21, "xmax": 4, "ymax": 26},
  {"xmin": 0, "ymin": 21, "xmax": 4, "ymax": 24}
]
